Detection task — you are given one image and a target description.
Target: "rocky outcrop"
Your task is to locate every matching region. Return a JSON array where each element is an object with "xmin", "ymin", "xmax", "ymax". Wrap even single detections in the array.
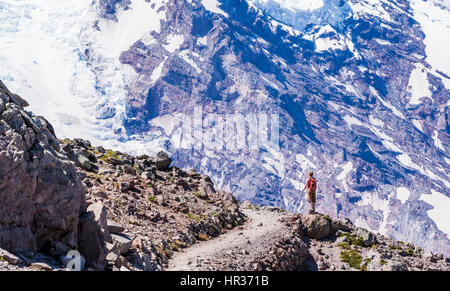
[
  {"xmin": 0, "ymin": 81, "xmax": 86, "ymax": 257},
  {"xmin": 0, "ymin": 81, "xmax": 108, "ymax": 270}
]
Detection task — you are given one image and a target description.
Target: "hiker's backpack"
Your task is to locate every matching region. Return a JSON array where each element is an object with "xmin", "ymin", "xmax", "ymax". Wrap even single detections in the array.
[{"xmin": 309, "ymin": 178, "xmax": 317, "ymax": 191}]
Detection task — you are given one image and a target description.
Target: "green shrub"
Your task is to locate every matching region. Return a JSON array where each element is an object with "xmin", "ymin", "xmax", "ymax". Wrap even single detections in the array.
[
  {"xmin": 337, "ymin": 242, "xmax": 351, "ymax": 250},
  {"xmin": 186, "ymin": 213, "xmax": 201, "ymax": 221},
  {"xmin": 148, "ymin": 196, "xmax": 156, "ymax": 202},
  {"xmin": 323, "ymin": 215, "xmax": 332, "ymax": 223},
  {"xmin": 340, "ymin": 249, "xmax": 363, "ymax": 269}
]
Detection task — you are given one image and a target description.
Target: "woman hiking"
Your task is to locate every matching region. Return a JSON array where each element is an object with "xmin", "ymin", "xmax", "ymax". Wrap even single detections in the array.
[{"xmin": 302, "ymin": 171, "xmax": 317, "ymax": 214}]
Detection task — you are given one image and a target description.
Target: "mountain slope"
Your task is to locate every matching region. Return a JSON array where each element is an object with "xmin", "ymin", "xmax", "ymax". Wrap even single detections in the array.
[{"xmin": 0, "ymin": 0, "xmax": 449, "ymax": 256}]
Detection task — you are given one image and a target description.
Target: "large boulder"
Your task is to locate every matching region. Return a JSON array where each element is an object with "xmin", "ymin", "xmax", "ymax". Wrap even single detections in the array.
[
  {"xmin": 153, "ymin": 151, "xmax": 172, "ymax": 170},
  {"xmin": 77, "ymin": 212, "xmax": 107, "ymax": 270},
  {"xmin": 300, "ymin": 214, "xmax": 331, "ymax": 239},
  {"xmin": 0, "ymin": 81, "xmax": 86, "ymax": 256}
]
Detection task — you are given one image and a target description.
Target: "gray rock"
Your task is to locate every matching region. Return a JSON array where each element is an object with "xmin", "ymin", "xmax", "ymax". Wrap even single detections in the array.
[
  {"xmin": 107, "ymin": 220, "xmax": 125, "ymax": 234},
  {"xmin": 30, "ymin": 262, "xmax": 53, "ymax": 271},
  {"xmin": 111, "ymin": 234, "xmax": 133, "ymax": 255},
  {"xmin": 355, "ymin": 228, "xmax": 377, "ymax": 246},
  {"xmin": 153, "ymin": 151, "xmax": 172, "ymax": 170},
  {"xmin": 300, "ymin": 214, "xmax": 331, "ymax": 239},
  {"xmin": 0, "ymin": 85, "xmax": 85, "ymax": 257},
  {"xmin": 0, "ymin": 248, "xmax": 22, "ymax": 265},
  {"xmin": 141, "ymin": 171, "xmax": 156, "ymax": 180},
  {"xmin": 88, "ymin": 202, "xmax": 112, "ymax": 243},
  {"xmin": 78, "ymin": 211, "xmax": 107, "ymax": 270}
]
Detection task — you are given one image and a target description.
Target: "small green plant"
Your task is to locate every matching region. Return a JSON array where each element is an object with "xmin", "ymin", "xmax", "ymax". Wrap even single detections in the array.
[
  {"xmin": 99, "ymin": 149, "xmax": 120, "ymax": 163},
  {"xmin": 340, "ymin": 249, "xmax": 363, "ymax": 269},
  {"xmin": 148, "ymin": 196, "xmax": 156, "ymax": 202},
  {"xmin": 323, "ymin": 215, "xmax": 332, "ymax": 223},
  {"xmin": 406, "ymin": 248, "xmax": 414, "ymax": 256},
  {"xmin": 0, "ymin": 256, "xmax": 6, "ymax": 262},
  {"xmin": 380, "ymin": 259, "xmax": 387, "ymax": 265},
  {"xmin": 186, "ymin": 213, "xmax": 201, "ymax": 221},
  {"xmin": 337, "ymin": 242, "xmax": 351, "ymax": 250},
  {"xmin": 205, "ymin": 199, "xmax": 213, "ymax": 204}
]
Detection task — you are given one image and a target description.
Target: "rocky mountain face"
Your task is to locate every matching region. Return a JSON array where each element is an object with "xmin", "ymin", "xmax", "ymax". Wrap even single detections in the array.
[
  {"xmin": 1, "ymin": 0, "xmax": 449, "ymax": 257},
  {"xmin": 0, "ymin": 81, "xmax": 106, "ymax": 269}
]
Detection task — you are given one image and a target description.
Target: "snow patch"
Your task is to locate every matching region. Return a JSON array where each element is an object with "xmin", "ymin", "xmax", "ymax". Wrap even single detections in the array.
[
  {"xmin": 411, "ymin": 0, "xmax": 450, "ymax": 77},
  {"xmin": 396, "ymin": 187, "xmax": 411, "ymax": 204},
  {"xmin": 163, "ymin": 34, "xmax": 185, "ymax": 53},
  {"xmin": 407, "ymin": 63, "xmax": 432, "ymax": 105},
  {"xmin": 201, "ymin": 0, "xmax": 229, "ymax": 17},
  {"xmin": 420, "ymin": 190, "xmax": 450, "ymax": 238}
]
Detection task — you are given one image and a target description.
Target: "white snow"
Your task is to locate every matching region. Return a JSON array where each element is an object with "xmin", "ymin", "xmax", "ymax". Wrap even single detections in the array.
[
  {"xmin": 396, "ymin": 187, "xmax": 411, "ymax": 204},
  {"xmin": 432, "ymin": 130, "xmax": 445, "ymax": 151},
  {"xmin": 163, "ymin": 34, "xmax": 185, "ymax": 53},
  {"xmin": 348, "ymin": 0, "xmax": 393, "ymax": 23},
  {"xmin": 201, "ymin": 0, "xmax": 229, "ymax": 17},
  {"xmin": 252, "ymin": 0, "xmax": 324, "ymax": 12},
  {"xmin": 343, "ymin": 115, "xmax": 364, "ymax": 128},
  {"xmin": 411, "ymin": 0, "xmax": 450, "ymax": 78},
  {"xmin": 95, "ymin": 0, "xmax": 165, "ymax": 60},
  {"xmin": 295, "ymin": 153, "xmax": 317, "ymax": 170},
  {"xmin": 179, "ymin": 50, "xmax": 202, "ymax": 73},
  {"xmin": 407, "ymin": 63, "xmax": 432, "ymax": 105},
  {"xmin": 412, "ymin": 119, "xmax": 424, "ymax": 132},
  {"xmin": 420, "ymin": 190, "xmax": 450, "ymax": 238},
  {"xmin": 150, "ymin": 57, "xmax": 168, "ymax": 82},
  {"xmin": 337, "ymin": 162, "xmax": 353, "ymax": 181}
]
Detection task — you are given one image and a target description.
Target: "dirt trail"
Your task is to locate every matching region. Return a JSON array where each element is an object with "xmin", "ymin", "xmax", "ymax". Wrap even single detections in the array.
[{"xmin": 167, "ymin": 208, "xmax": 290, "ymax": 271}]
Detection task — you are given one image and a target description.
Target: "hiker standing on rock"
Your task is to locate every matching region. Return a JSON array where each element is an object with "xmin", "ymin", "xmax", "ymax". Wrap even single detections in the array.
[{"xmin": 302, "ymin": 171, "xmax": 317, "ymax": 214}]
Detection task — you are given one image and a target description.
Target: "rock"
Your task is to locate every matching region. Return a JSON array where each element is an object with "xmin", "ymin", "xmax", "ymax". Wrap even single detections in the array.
[
  {"xmin": 106, "ymin": 252, "xmax": 118, "ymax": 263},
  {"xmin": 355, "ymin": 228, "xmax": 377, "ymax": 246},
  {"xmin": 111, "ymin": 234, "xmax": 133, "ymax": 255},
  {"xmin": 87, "ymin": 202, "xmax": 112, "ymax": 243},
  {"xmin": 30, "ymin": 262, "xmax": 53, "ymax": 271},
  {"xmin": 107, "ymin": 220, "xmax": 125, "ymax": 234},
  {"xmin": 153, "ymin": 151, "xmax": 172, "ymax": 170},
  {"xmin": 300, "ymin": 214, "xmax": 331, "ymax": 239},
  {"xmin": 335, "ymin": 230, "xmax": 349, "ymax": 237},
  {"xmin": 0, "ymin": 87, "xmax": 85, "ymax": 257},
  {"xmin": 77, "ymin": 154, "xmax": 92, "ymax": 171},
  {"xmin": 382, "ymin": 261, "xmax": 408, "ymax": 271},
  {"xmin": 0, "ymin": 248, "xmax": 22, "ymax": 265},
  {"xmin": 108, "ymin": 157, "xmax": 123, "ymax": 166},
  {"xmin": 141, "ymin": 171, "xmax": 156, "ymax": 180},
  {"xmin": 123, "ymin": 164, "xmax": 136, "ymax": 175},
  {"xmin": 334, "ymin": 235, "xmax": 349, "ymax": 244},
  {"xmin": 120, "ymin": 181, "xmax": 135, "ymax": 192},
  {"xmin": 78, "ymin": 211, "xmax": 107, "ymax": 270},
  {"xmin": 331, "ymin": 219, "xmax": 352, "ymax": 234}
]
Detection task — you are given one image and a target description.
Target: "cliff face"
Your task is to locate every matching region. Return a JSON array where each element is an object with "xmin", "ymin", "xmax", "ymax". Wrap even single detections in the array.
[{"xmin": 0, "ymin": 80, "xmax": 86, "ymax": 255}]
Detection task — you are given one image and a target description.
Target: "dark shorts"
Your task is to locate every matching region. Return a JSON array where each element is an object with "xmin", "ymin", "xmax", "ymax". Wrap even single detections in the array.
[{"xmin": 308, "ymin": 189, "xmax": 316, "ymax": 203}]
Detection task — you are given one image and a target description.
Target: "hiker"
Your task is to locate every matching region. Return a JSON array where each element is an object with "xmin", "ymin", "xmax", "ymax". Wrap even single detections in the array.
[{"xmin": 302, "ymin": 171, "xmax": 317, "ymax": 213}]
